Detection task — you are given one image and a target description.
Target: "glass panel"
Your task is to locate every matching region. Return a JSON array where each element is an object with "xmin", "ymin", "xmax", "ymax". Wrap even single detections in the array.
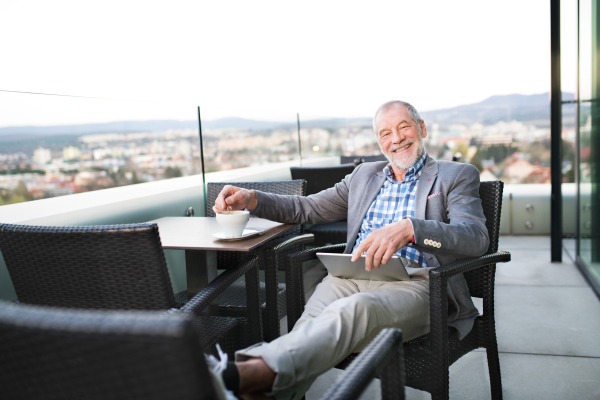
[
  {"xmin": 0, "ymin": 91, "xmax": 200, "ymax": 205},
  {"xmin": 578, "ymin": 0, "xmax": 600, "ymax": 285},
  {"xmin": 562, "ymin": 0, "xmax": 579, "ymax": 98},
  {"xmin": 197, "ymin": 106, "xmax": 298, "ymax": 173},
  {"xmin": 298, "ymin": 113, "xmax": 380, "ymax": 164}
]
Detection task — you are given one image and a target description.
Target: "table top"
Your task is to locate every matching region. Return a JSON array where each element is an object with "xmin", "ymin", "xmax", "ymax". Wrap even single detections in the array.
[{"xmin": 147, "ymin": 217, "xmax": 296, "ymax": 251}]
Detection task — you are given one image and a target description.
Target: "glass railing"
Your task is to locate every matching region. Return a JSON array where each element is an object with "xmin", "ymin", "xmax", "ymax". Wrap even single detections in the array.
[
  {"xmin": 298, "ymin": 113, "xmax": 380, "ymax": 162},
  {"xmin": 0, "ymin": 89, "xmax": 561, "ymax": 210},
  {"xmin": 198, "ymin": 106, "xmax": 299, "ymax": 173},
  {"xmin": 0, "ymin": 91, "xmax": 201, "ymax": 205}
]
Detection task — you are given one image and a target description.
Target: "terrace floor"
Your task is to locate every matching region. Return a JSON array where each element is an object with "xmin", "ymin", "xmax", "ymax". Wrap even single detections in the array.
[{"xmin": 304, "ymin": 236, "xmax": 600, "ymax": 399}]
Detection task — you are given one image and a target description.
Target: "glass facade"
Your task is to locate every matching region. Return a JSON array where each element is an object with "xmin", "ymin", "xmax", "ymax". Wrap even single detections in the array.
[{"xmin": 575, "ymin": 0, "xmax": 600, "ymax": 292}]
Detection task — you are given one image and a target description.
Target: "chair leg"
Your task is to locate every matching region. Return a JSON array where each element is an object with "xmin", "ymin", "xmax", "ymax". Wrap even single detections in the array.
[
  {"xmin": 245, "ymin": 266, "xmax": 263, "ymax": 346},
  {"xmin": 428, "ymin": 361, "xmax": 449, "ymax": 400},
  {"xmin": 487, "ymin": 346, "xmax": 503, "ymax": 400},
  {"xmin": 263, "ymin": 248, "xmax": 280, "ymax": 342},
  {"xmin": 380, "ymin": 344, "xmax": 405, "ymax": 400}
]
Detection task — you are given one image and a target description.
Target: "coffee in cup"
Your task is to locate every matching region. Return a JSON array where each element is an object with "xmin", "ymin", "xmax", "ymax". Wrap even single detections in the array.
[{"xmin": 216, "ymin": 210, "xmax": 250, "ymax": 238}]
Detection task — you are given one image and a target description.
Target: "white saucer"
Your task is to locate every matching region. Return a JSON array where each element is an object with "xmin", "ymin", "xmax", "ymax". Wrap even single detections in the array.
[{"xmin": 212, "ymin": 227, "xmax": 266, "ymax": 241}]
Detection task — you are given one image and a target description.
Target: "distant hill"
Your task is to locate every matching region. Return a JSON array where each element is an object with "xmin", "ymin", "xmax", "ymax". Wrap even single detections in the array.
[
  {"xmin": 0, "ymin": 92, "xmax": 574, "ymax": 142},
  {"xmin": 420, "ymin": 92, "xmax": 574, "ymax": 126}
]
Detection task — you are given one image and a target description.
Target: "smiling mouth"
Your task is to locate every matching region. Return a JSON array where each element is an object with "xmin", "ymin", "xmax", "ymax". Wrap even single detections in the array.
[{"xmin": 392, "ymin": 143, "xmax": 412, "ymax": 153}]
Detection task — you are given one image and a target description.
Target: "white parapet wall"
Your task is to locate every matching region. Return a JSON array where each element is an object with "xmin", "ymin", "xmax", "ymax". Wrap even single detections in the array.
[
  {"xmin": 0, "ymin": 159, "xmax": 579, "ymax": 301},
  {"xmin": 0, "ymin": 157, "xmax": 339, "ymax": 300}
]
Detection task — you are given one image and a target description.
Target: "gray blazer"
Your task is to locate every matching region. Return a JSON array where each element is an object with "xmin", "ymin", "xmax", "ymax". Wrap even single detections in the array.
[{"xmin": 252, "ymin": 155, "xmax": 489, "ymax": 339}]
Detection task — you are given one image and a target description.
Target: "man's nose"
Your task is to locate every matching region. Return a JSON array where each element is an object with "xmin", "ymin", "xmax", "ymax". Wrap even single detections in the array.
[{"xmin": 391, "ymin": 129, "xmax": 404, "ymax": 143}]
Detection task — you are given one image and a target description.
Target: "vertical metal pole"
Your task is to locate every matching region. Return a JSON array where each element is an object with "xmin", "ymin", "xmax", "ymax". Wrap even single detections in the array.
[
  {"xmin": 197, "ymin": 106, "xmax": 207, "ymax": 215},
  {"xmin": 576, "ymin": 0, "xmax": 581, "ymax": 257},
  {"xmin": 297, "ymin": 113, "xmax": 302, "ymax": 166},
  {"xmin": 551, "ymin": 0, "xmax": 563, "ymax": 262}
]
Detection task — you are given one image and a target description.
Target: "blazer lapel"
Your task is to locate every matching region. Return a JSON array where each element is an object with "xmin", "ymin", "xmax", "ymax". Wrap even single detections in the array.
[
  {"xmin": 415, "ymin": 155, "xmax": 439, "ymax": 219},
  {"xmin": 345, "ymin": 170, "xmax": 386, "ymax": 253}
]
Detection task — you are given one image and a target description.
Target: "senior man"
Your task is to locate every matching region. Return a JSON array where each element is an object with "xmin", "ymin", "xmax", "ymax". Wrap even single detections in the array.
[{"xmin": 213, "ymin": 100, "xmax": 489, "ymax": 400}]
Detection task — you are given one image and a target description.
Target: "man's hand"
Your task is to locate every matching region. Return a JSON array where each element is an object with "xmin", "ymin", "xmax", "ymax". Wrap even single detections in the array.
[
  {"xmin": 212, "ymin": 185, "xmax": 258, "ymax": 213},
  {"xmin": 351, "ymin": 219, "xmax": 414, "ymax": 271}
]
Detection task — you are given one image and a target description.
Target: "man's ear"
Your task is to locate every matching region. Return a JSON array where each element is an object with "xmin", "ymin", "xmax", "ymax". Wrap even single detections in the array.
[{"xmin": 420, "ymin": 120, "xmax": 428, "ymax": 139}]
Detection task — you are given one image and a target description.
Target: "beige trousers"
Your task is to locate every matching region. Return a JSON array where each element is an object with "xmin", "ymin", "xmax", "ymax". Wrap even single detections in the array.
[{"xmin": 236, "ymin": 266, "xmax": 430, "ymax": 400}]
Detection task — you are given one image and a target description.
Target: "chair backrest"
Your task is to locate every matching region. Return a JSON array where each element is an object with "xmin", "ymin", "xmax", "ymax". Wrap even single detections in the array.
[
  {"xmin": 0, "ymin": 302, "xmax": 217, "ymax": 400},
  {"xmin": 463, "ymin": 180, "xmax": 504, "ymax": 298},
  {"xmin": 340, "ymin": 155, "xmax": 387, "ymax": 165},
  {"xmin": 205, "ymin": 180, "xmax": 306, "ymax": 217},
  {"xmin": 0, "ymin": 223, "xmax": 176, "ymax": 310},
  {"xmin": 289, "ymin": 164, "xmax": 355, "ymax": 196}
]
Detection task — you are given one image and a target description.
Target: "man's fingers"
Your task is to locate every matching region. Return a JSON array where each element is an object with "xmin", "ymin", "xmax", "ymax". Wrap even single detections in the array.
[
  {"xmin": 225, "ymin": 190, "xmax": 246, "ymax": 210},
  {"xmin": 364, "ymin": 245, "xmax": 378, "ymax": 271},
  {"xmin": 372, "ymin": 246, "xmax": 387, "ymax": 270},
  {"xmin": 381, "ymin": 248, "xmax": 396, "ymax": 267},
  {"xmin": 352, "ymin": 241, "xmax": 367, "ymax": 262}
]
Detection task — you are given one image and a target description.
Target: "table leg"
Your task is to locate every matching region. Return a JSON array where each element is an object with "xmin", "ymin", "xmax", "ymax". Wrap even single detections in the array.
[{"xmin": 185, "ymin": 249, "xmax": 219, "ymax": 315}]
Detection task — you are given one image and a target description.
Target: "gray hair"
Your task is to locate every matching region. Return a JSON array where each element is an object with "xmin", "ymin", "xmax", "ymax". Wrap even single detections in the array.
[{"xmin": 372, "ymin": 100, "xmax": 423, "ymax": 134}]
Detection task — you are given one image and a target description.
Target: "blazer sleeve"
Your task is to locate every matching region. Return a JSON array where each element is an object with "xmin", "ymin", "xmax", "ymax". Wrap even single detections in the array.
[
  {"xmin": 249, "ymin": 166, "xmax": 358, "ymax": 224},
  {"xmin": 407, "ymin": 164, "xmax": 490, "ymax": 258}
]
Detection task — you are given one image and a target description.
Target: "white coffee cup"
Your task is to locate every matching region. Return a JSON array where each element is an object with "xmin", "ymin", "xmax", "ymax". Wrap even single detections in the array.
[{"xmin": 216, "ymin": 210, "xmax": 250, "ymax": 238}]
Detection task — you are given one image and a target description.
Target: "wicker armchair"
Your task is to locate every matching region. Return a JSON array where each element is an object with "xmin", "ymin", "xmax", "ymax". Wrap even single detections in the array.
[
  {"xmin": 286, "ymin": 180, "xmax": 511, "ymax": 400},
  {"xmin": 340, "ymin": 154, "xmax": 387, "ymax": 166},
  {"xmin": 290, "ymin": 164, "xmax": 356, "ymax": 246},
  {"xmin": 0, "ymin": 301, "xmax": 405, "ymax": 400},
  {"xmin": 0, "ymin": 222, "xmax": 261, "ymax": 355},
  {"xmin": 205, "ymin": 180, "xmax": 314, "ymax": 342}
]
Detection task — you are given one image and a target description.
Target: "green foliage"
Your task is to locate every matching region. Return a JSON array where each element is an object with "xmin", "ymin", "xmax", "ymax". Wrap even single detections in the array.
[
  {"xmin": 0, "ymin": 168, "xmax": 45, "ymax": 175},
  {"xmin": 164, "ymin": 166, "xmax": 183, "ymax": 179},
  {"xmin": 476, "ymin": 144, "xmax": 516, "ymax": 165},
  {"xmin": 130, "ymin": 171, "xmax": 141, "ymax": 184}
]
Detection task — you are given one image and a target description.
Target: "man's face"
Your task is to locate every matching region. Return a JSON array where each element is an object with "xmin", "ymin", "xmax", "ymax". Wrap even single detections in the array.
[{"xmin": 374, "ymin": 104, "xmax": 427, "ymax": 173}]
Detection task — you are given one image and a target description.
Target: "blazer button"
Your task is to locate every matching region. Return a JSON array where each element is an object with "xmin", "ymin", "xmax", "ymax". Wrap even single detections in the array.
[
  {"xmin": 436, "ymin": 242, "xmax": 441, "ymax": 248},
  {"xmin": 424, "ymin": 239, "xmax": 430, "ymax": 245}
]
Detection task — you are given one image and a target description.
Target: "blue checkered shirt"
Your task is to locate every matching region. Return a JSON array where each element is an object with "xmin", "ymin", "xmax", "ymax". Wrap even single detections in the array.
[{"xmin": 352, "ymin": 153, "xmax": 430, "ymax": 268}]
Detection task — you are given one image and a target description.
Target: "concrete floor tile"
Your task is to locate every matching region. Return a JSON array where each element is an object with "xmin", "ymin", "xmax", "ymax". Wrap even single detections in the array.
[
  {"xmin": 499, "ymin": 235, "xmax": 551, "ymax": 251},
  {"xmin": 493, "ymin": 286, "xmax": 600, "ymax": 357},
  {"xmin": 308, "ymin": 352, "xmax": 600, "ymax": 400},
  {"xmin": 448, "ymin": 351, "xmax": 600, "ymax": 400},
  {"xmin": 495, "ymin": 250, "xmax": 588, "ymax": 287},
  {"xmin": 306, "ymin": 367, "xmax": 429, "ymax": 400}
]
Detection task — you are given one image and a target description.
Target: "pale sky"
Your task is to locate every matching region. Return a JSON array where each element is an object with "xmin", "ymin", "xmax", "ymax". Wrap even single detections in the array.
[{"xmin": 0, "ymin": 0, "xmax": 566, "ymax": 127}]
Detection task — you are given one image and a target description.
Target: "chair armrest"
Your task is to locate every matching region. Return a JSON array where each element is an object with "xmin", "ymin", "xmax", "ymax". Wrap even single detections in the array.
[
  {"xmin": 274, "ymin": 233, "xmax": 315, "ymax": 254},
  {"xmin": 321, "ymin": 328, "xmax": 405, "ymax": 400},
  {"xmin": 180, "ymin": 255, "xmax": 259, "ymax": 315},
  {"xmin": 426, "ymin": 250, "xmax": 511, "ymax": 367},
  {"xmin": 430, "ymin": 251, "xmax": 511, "ymax": 280},
  {"xmin": 285, "ymin": 243, "xmax": 346, "ymax": 332}
]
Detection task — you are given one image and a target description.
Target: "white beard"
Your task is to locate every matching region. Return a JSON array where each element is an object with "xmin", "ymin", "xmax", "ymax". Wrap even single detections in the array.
[{"xmin": 384, "ymin": 137, "xmax": 425, "ymax": 170}]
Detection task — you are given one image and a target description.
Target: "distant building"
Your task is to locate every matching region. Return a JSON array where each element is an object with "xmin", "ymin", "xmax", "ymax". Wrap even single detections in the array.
[
  {"xmin": 480, "ymin": 168, "xmax": 498, "ymax": 182},
  {"xmin": 33, "ymin": 148, "xmax": 51, "ymax": 166},
  {"xmin": 63, "ymin": 146, "xmax": 81, "ymax": 161}
]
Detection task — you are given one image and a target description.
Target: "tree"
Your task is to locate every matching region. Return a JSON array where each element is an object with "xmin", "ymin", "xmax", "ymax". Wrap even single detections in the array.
[
  {"xmin": 13, "ymin": 181, "xmax": 33, "ymax": 201},
  {"xmin": 164, "ymin": 166, "xmax": 182, "ymax": 179}
]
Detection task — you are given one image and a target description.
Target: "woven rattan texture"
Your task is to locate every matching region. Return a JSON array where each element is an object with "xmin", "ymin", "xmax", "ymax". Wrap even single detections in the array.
[
  {"xmin": 290, "ymin": 165, "xmax": 353, "ymax": 247},
  {"xmin": 323, "ymin": 328, "xmax": 405, "ymax": 400},
  {"xmin": 0, "ymin": 223, "xmax": 175, "ymax": 310},
  {"xmin": 286, "ymin": 181, "xmax": 510, "ymax": 400},
  {"xmin": 205, "ymin": 180, "xmax": 307, "ymax": 217},
  {"xmin": 289, "ymin": 164, "xmax": 355, "ymax": 196},
  {"xmin": 0, "ymin": 222, "xmax": 258, "ymax": 354},
  {"xmin": 205, "ymin": 180, "xmax": 309, "ymax": 342},
  {"xmin": 0, "ymin": 303, "xmax": 217, "ymax": 400}
]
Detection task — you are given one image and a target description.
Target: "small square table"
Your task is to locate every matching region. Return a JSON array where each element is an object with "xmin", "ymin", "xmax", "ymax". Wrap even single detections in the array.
[{"xmin": 147, "ymin": 217, "xmax": 297, "ymax": 298}]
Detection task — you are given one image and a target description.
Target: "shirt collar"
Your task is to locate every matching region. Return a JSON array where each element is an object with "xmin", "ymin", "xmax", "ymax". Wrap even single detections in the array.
[{"xmin": 383, "ymin": 152, "xmax": 428, "ymax": 183}]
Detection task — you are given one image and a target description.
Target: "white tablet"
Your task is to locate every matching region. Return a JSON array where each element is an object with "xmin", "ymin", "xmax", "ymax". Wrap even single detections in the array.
[{"xmin": 316, "ymin": 253, "xmax": 412, "ymax": 282}]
